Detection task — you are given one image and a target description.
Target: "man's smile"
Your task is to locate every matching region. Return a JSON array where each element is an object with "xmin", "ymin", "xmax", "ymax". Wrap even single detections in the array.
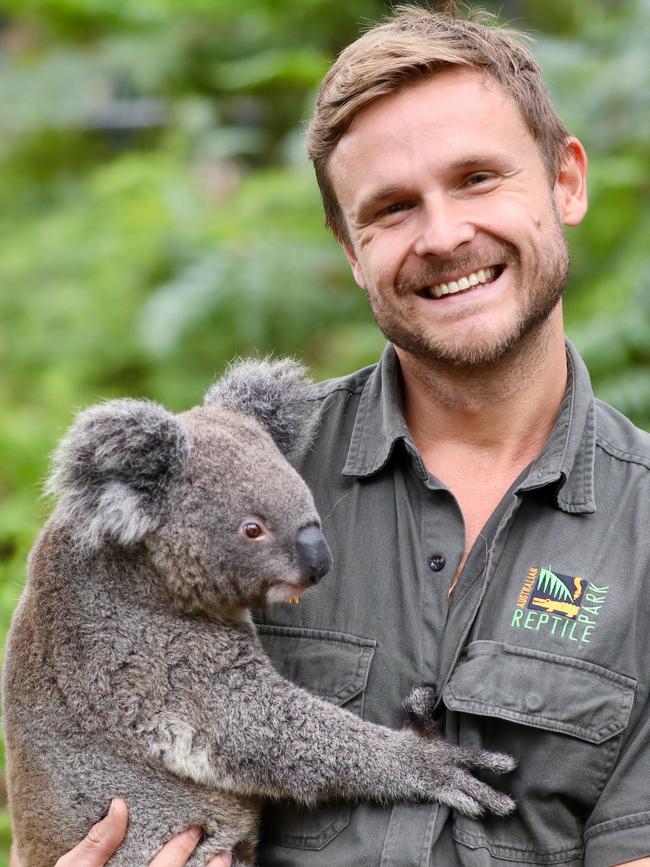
[
  {"xmin": 418, "ymin": 264, "xmax": 503, "ymax": 299},
  {"xmin": 409, "ymin": 264, "xmax": 506, "ymax": 304}
]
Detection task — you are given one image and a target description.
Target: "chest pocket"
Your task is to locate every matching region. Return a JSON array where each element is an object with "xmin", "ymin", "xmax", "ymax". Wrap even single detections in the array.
[
  {"xmin": 256, "ymin": 624, "xmax": 376, "ymax": 851},
  {"xmin": 443, "ymin": 641, "xmax": 637, "ymax": 864}
]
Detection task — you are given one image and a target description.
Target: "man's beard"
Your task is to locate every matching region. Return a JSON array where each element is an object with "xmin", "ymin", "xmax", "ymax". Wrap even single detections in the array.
[{"xmin": 366, "ymin": 230, "xmax": 570, "ymax": 369}]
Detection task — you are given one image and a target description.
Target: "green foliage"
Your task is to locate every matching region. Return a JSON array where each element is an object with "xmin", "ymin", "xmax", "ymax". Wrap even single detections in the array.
[{"xmin": 0, "ymin": 0, "xmax": 649, "ymax": 856}]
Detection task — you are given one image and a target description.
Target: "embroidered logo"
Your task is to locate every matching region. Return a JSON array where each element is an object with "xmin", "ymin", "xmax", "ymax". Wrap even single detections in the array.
[{"xmin": 511, "ymin": 566, "xmax": 609, "ymax": 644}]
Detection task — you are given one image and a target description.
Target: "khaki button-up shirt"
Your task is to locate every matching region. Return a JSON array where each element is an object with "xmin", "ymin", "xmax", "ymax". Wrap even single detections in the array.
[{"xmin": 255, "ymin": 341, "xmax": 650, "ymax": 867}]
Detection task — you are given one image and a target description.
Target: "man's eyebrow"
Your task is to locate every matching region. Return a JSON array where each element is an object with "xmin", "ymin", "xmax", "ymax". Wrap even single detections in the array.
[{"xmin": 448, "ymin": 153, "xmax": 513, "ymax": 171}]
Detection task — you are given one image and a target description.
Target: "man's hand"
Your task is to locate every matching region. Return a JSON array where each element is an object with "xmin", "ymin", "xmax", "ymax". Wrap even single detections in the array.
[{"xmin": 10, "ymin": 798, "xmax": 233, "ymax": 867}]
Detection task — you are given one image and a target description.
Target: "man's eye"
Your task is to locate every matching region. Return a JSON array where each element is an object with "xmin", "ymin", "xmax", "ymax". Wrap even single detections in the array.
[
  {"xmin": 466, "ymin": 172, "xmax": 493, "ymax": 186},
  {"xmin": 385, "ymin": 202, "xmax": 409, "ymax": 214}
]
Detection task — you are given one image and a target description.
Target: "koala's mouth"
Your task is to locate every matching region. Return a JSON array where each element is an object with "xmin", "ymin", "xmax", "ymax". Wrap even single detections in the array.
[{"xmin": 266, "ymin": 581, "xmax": 310, "ymax": 606}]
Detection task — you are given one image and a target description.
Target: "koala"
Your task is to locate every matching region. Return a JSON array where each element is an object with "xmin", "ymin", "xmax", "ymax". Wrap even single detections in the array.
[{"xmin": 3, "ymin": 359, "xmax": 515, "ymax": 867}]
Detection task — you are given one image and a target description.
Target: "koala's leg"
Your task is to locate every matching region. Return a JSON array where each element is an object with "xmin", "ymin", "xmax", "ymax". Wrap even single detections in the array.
[
  {"xmin": 230, "ymin": 840, "xmax": 256, "ymax": 867},
  {"xmin": 11, "ymin": 737, "xmax": 260, "ymax": 867},
  {"xmin": 160, "ymin": 672, "xmax": 516, "ymax": 819},
  {"xmin": 107, "ymin": 779, "xmax": 258, "ymax": 867},
  {"xmin": 187, "ymin": 813, "xmax": 257, "ymax": 867},
  {"xmin": 187, "ymin": 839, "xmax": 255, "ymax": 867}
]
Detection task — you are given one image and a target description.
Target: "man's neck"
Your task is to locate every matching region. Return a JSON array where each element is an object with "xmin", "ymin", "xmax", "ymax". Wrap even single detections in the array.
[
  {"xmin": 395, "ymin": 312, "xmax": 568, "ymax": 479},
  {"xmin": 396, "ymin": 312, "xmax": 568, "ymax": 587}
]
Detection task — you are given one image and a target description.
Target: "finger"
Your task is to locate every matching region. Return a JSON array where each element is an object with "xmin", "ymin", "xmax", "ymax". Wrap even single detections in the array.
[
  {"xmin": 56, "ymin": 798, "xmax": 129, "ymax": 867},
  {"xmin": 149, "ymin": 827, "xmax": 203, "ymax": 867}
]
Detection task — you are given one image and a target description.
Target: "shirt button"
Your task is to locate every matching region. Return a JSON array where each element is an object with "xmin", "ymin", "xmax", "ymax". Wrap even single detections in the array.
[
  {"xmin": 526, "ymin": 692, "xmax": 543, "ymax": 713},
  {"xmin": 429, "ymin": 553, "xmax": 446, "ymax": 572}
]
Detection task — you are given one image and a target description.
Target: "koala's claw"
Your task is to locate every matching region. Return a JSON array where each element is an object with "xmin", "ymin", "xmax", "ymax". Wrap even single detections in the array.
[
  {"xmin": 456, "ymin": 747, "xmax": 517, "ymax": 774},
  {"xmin": 462, "ymin": 748, "xmax": 517, "ymax": 775},
  {"xmin": 424, "ymin": 737, "xmax": 516, "ymax": 817},
  {"xmin": 404, "ymin": 686, "xmax": 517, "ymax": 816},
  {"xmin": 438, "ymin": 766, "xmax": 516, "ymax": 818}
]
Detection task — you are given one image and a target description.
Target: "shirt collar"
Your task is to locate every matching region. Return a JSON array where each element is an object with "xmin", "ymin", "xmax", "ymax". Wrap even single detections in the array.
[
  {"xmin": 517, "ymin": 340, "xmax": 596, "ymax": 513},
  {"xmin": 342, "ymin": 340, "xmax": 596, "ymax": 514},
  {"xmin": 342, "ymin": 344, "xmax": 416, "ymax": 479}
]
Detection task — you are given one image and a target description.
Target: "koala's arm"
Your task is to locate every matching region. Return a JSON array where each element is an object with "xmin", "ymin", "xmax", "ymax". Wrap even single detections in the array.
[{"xmin": 154, "ymin": 668, "xmax": 515, "ymax": 818}]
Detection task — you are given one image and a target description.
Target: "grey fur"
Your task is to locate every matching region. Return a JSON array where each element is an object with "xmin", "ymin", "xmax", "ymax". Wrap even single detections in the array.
[
  {"xmin": 203, "ymin": 357, "xmax": 311, "ymax": 455},
  {"xmin": 3, "ymin": 361, "xmax": 515, "ymax": 867},
  {"xmin": 403, "ymin": 686, "xmax": 440, "ymax": 739},
  {"xmin": 46, "ymin": 399, "xmax": 190, "ymax": 549}
]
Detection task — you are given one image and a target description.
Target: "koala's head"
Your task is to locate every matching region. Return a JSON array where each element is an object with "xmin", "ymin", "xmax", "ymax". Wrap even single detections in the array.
[{"xmin": 47, "ymin": 359, "xmax": 331, "ymax": 614}]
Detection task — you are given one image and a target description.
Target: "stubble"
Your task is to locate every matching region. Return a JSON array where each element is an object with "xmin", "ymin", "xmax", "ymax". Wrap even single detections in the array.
[{"xmin": 366, "ymin": 224, "xmax": 570, "ymax": 371}]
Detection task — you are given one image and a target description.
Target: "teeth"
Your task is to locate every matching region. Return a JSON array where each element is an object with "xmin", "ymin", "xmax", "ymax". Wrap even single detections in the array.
[{"xmin": 429, "ymin": 266, "xmax": 497, "ymax": 299}]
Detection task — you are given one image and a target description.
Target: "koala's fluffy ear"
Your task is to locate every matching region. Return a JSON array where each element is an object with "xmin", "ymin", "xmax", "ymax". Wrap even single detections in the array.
[
  {"xmin": 46, "ymin": 399, "xmax": 190, "ymax": 548},
  {"xmin": 203, "ymin": 357, "xmax": 312, "ymax": 454}
]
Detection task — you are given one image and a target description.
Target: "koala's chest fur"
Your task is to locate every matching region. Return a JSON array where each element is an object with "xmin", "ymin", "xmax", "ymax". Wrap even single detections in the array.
[{"xmin": 23, "ymin": 530, "xmax": 268, "ymax": 725}]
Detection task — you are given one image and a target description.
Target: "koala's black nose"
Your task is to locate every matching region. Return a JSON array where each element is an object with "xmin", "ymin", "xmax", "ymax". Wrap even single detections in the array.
[{"xmin": 296, "ymin": 526, "xmax": 332, "ymax": 584}]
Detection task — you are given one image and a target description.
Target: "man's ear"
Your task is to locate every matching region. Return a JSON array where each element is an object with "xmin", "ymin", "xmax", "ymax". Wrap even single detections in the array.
[
  {"xmin": 555, "ymin": 137, "xmax": 588, "ymax": 227},
  {"xmin": 47, "ymin": 399, "xmax": 190, "ymax": 548},
  {"xmin": 204, "ymin": 357, "xmax": 313, "ymax": 456}
]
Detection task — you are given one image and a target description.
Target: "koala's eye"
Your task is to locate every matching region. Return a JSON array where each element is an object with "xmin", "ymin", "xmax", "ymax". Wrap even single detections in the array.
[{"xmin": 242, "ymin": 522, "xmax": 264, "ymax": 540}]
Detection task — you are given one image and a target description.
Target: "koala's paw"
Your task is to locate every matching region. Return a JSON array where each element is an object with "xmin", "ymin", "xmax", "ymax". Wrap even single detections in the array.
[
  {"xmin": 434, "ymin": 765, "xmax": 516, "ymax": 818},
  {"xmin": 404, "ymin": 688, "xmax": 517, "ymax": 818},
  {"xmin": 403, "ymin": 686, "xmax": 439, "ymax": 737},
  {"xmin": 429, "ymin": 743, "xmax": 517, "ymax": 818}
]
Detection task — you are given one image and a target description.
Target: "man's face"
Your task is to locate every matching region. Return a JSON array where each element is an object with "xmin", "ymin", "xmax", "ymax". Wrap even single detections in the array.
[{"xmin": 328, "ymin": 68, "xmax": 587, "ymax": 367}]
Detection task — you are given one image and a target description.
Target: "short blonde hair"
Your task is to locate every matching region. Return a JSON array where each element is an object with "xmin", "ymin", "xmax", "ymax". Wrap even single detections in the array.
[{"xmin": 307, "ymin": 5, "xmax": 570, "ymax": 242}]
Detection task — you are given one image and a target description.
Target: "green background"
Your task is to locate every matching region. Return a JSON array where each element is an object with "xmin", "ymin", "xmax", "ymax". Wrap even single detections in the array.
[{"xmin": 1, "ymin": 0, "xmax": 649, "ymax": 860}]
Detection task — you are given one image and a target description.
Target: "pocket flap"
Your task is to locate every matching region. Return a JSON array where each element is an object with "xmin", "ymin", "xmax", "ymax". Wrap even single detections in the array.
[
  {"xmin": 443, "ymin": 640, "xmax": 637, "ymax": 744},
  {"xmin": 257, "ymin": 624, "xmax": 376, "ymax": 706}
]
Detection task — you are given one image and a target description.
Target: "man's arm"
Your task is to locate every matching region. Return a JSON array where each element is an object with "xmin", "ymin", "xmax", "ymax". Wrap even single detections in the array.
[
  {"xmin": 614, "ymin": 859, "xmax": 650, "ymax": 866},
  {"xmin": 9, "ymin": 799, "xmax": 232, "ymax": 867}
]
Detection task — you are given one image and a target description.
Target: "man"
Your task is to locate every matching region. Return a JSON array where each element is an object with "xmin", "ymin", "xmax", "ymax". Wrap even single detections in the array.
[{"xmin": 27, "ymin": 5, "xmax": 650, "ymax": 867}]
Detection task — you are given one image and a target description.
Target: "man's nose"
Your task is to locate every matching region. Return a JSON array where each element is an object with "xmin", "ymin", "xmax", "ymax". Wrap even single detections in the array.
[
  {"xmin": 295, "ymin": 526, "xmax": 332, "ymax": 585},
  {"xmin": 413, "ymin": 196, "xmax": 476, "ymax": 259}
]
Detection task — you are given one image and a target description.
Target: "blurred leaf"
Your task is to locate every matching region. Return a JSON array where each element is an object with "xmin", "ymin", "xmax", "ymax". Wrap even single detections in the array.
[{"xmin": 216, "ymin": 48, "xmax": 329, "ymax": 90}]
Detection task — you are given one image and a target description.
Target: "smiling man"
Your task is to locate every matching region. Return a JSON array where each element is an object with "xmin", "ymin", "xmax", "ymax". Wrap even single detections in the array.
[
  {"xmin": 256, "ymin": 8, "xmax": 650, "ymax": 867},
  {"xmin": 330, "ymin": 70, "xmax": 574, "ymax": 374},
  {"xmin": 42, "ymin": 5, "xmax": 650, "ymax": 867}
]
